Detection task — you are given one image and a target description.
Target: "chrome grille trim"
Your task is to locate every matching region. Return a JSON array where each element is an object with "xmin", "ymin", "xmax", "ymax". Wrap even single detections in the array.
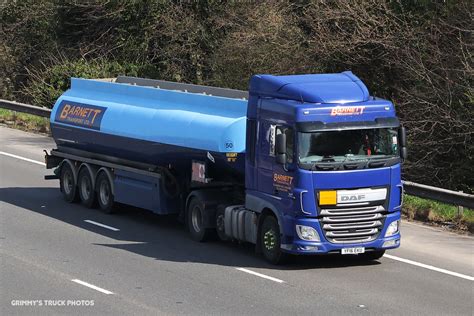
[
  {"xmin": 331, "ymin": 236, "xmax": 373, "ymax": 243},
  {"xmin": 320, "ymin": 205, "xmax": 384, "ymax": 216},
  {"xmin": 322, "ymin": 213, "xmax": 383, "ymax": 223},
  {"xmin": 326, "ymin": 228, "xmax": 378, "ymax": 237},
  {"xmin": 323, "ymin": 220, "xmax": 382, "ymax": 230},
  {"xmin": 320, "ymin": 205, "xmax": 385, "ymax": 243},
  {"xmin": 335, "ymin": 202, "xmax": 370, "ymax": 207}
]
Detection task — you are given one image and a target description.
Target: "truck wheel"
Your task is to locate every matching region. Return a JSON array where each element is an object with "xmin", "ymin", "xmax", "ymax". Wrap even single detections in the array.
[
  {"xmin": 78, "ymin": 168, "xmax": 97, "ymax": 208},
  {"xmin": 260, "ymin": 215, "xmax": 287, "ymax": 265},
  {"xmin": 96, "ymin": 172, "xmax": 115, "ymax": 214},
  {"xmin": 187, "ymin": 198, "xmax": 212, "ymax": 242},
  {"xmin": 215, "ymin": 205, "xmax": 228, "ymax": 241},
  {"xmin": 357, "ymin": 250, "xmax": 385, "ymax": 261},
  {"xmin": 60, "ymin": 163, "xmax": 78, "ymax": 203}
]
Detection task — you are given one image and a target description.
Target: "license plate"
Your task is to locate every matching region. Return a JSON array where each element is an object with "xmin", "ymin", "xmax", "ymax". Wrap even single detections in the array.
[{"xmin": 341, "ymin": 247, "xmax": 365, "ymax": 255}]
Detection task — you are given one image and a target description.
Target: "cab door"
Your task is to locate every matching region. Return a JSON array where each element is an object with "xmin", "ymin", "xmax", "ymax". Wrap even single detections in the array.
[
  {"xmin": 256, "ymin": 120, "xmax": 275, "ymax": 194},
  {"xmin": 272, "ymin": 125, "xmax": 296, "ymax": 201}
]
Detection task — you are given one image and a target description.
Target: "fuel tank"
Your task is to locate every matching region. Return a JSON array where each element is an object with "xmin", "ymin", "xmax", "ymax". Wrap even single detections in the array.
[{"xmin": 49, "ymin": 77, "xmax": 248, "ymax": 180}]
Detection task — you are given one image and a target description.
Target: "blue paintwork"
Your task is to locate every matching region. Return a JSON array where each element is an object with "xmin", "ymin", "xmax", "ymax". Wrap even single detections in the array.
[
  {"xmin": 249, "ymin": 71, "xmax": 369, "ymax": 104},
  {"xmin": 51, "ymin": 78, "xmax": 247, "ymax": 153},
  {"xmin": 247, "ymin": 71, "xmax": 371, "ymax": 118},
  {"xmin": 114, "ymin": 169, "xmax": 178, "ymax": 214}
]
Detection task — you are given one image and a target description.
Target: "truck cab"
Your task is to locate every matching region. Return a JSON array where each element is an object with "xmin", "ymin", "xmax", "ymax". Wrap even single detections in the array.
[{"xmin": 243, "ymin": 72, "xmax": 406, "ymax": 263}]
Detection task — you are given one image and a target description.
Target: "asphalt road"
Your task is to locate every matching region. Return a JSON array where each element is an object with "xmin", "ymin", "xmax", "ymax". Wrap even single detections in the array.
[{"xmin": 1, "ymin": 126, "xmax": 473, "ymax": 315}]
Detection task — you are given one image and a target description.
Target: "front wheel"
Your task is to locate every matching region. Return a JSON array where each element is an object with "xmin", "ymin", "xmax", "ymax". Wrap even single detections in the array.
[{"xmin": 260, "ymin": 215, "xmax": 287, "ymax": 265}]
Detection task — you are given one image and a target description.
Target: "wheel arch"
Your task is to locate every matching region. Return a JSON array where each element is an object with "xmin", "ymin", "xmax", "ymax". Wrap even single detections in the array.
[{"xmin": 245, "ymin": 194, "xmax": 285, "ymax": 253}]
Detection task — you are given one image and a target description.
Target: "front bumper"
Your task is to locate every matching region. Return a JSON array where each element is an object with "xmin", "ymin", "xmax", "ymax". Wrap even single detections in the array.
[{"xmin": 281, "ymin": 211, "xmax": 401, "ymax": 255}]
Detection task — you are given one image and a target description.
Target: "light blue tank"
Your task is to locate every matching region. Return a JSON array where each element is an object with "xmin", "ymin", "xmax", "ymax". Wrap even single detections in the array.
[{"xmin": 50, "ymin": 78, "xmax": 248, "ymax": 154}]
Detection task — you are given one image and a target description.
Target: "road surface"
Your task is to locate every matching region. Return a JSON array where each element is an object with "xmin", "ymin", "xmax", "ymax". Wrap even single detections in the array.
[{"xmin": 1, "ymin": 126, "xmax": 473, "ymax": 315}]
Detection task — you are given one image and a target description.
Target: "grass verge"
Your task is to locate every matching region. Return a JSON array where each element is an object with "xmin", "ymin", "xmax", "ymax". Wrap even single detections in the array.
[
  {"xmin": 403, "ymin": 194, "xmax": 474, "ymax": 233},
  {"xmin": 0, "ymin": 108, "xmax": 50, "ymax": 134}
]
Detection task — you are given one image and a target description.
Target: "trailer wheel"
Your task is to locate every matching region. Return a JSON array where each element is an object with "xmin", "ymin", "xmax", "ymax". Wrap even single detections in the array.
[
  {"xmin": 260, "ymin": 215, "xmax": 287, "ymax": 265},
  {"xmin": 60, "ymin": 163, "xmax": 78, "ymax": 203},
  {"xmin": 187, "ymin": 198, "xmax": 212, "ymax": 242},
  {"xmin": 96, "ymin": 171, "xmax": 115, "ymax": 214},
  {"xmin": 78, "ymin": 168, "xmax": 97, "ymax": 208}
]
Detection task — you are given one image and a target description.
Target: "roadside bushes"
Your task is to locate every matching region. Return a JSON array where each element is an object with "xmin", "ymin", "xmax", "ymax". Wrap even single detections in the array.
[{"xmin": 22, "ymin": 56, "xmax": 152, "ymax": 109}]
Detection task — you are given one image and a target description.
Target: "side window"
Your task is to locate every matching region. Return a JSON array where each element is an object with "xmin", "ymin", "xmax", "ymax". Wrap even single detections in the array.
[{"xmin": 276, "ymin": 126, "xmax": 294, "ymax": 164}]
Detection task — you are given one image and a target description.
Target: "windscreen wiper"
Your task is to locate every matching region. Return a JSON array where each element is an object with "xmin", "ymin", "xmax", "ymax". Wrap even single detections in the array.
[
  {"xmin": 340, "ymin": 155, "xmax": 367, "ymax": 170},
  {"xmin": 366, "ymin": 156, "xmax": 394, "ymax": 168},
  {"xmin": 312, "ymin": 162, "xmax": 337, "ymax": 171},
  {"xmin": 313, "ymin": 156, "xmax": 362, "ymax": 171},
  {"xmin": 321, "ymin": 155, "xmax": 335, "ymax": 162}
]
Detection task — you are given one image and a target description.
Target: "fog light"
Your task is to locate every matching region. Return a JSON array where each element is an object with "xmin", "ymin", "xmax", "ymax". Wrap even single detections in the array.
[
  {"xmin": 298, "ymin": 245, "xmax": 318, "ymax": 251},
  {"xmin": 384, "ymin": 220, "xmax": 400, "ymax": 237},
  {"xmin": 383, "ymin": 239, "xmax": 399, "ymax": 248},
  {"xmin": 296, "ymin": 225, "xmax": 320, "ymax": 241}
]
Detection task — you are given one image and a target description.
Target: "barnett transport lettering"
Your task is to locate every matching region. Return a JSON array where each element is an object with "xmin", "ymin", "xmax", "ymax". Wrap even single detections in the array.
[
  {"xmin": 330, "ymin": 106, "xmax": 365, "ymax": 116},
  {"xmin": 55, "ymin": 100, "xmax": 107, "ymax": 130}
]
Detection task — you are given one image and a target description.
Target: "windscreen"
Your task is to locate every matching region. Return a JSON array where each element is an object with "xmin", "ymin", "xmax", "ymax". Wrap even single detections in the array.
[{"xmin": 298, "ymin": 128, "xmax": 399, "ymax": 164}]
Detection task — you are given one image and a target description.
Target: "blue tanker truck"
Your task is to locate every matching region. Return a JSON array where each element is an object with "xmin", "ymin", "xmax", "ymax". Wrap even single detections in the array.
[{"xmin": 45, "ymin": 72, "xmax": 407, "ymax": 264}]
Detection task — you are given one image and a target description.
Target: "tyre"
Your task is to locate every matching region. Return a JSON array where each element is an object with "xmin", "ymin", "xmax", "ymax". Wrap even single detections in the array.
[
  {"xmin": 260, "ymin": 215, "xmax": 287, "ymax": 265},
  {"xmin": 357, "ymin": 250, "xmax": 385, "ymax": 261},
  {"xmin": 78, "ymin": 167, "xmax": 97, "ymax": 208},
  {"xmin": 187, "ymin": 198, "xmax": 213, "ymax": 242},
  {"xmin": 215, "ymin": 205, "xmax": 228, "ymax": 241},
  {"xmin": 60, "ymin": 163, "xmax": 78, "ymax": 203},
  {"xmin": 96, "ymin": 171, "xmax": 115, "ymax": 214}
]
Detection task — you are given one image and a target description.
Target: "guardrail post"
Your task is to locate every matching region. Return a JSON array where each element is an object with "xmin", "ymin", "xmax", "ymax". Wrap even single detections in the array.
[{"xmin": 457, "ymin": 191, "xmax": 464, "ymax": 217}]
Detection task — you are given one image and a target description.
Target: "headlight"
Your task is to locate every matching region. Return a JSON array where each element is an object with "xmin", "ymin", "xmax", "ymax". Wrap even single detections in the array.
[
  {"xmin": 384, "ymin": 220, "xmax": 400, "ymax": 237},
  {"xmin": 296, "ymin": 225, "xmax": 320, "ymax": 241}
]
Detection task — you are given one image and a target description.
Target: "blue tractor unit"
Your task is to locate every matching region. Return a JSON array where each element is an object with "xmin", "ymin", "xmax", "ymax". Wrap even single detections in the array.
[{"xmin": 45, "ymin": 72, "xmax": 407, "ymax": 264}]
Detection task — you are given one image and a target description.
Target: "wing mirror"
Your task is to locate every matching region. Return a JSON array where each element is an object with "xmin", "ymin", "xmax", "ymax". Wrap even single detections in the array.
[
  {"xmin": 275, "ymin": 133, "xmax": 287, "ymax": 165},
  {"xmin": 400, "ymin": 147, "xmax": 408, "ymax": 160},
  {"xmin": 399, "ymin": 126, "xmax": 407, "ymax": 147},
  {"xmin": 399, "ymin": 126, "xmax": 408, "ymax": 160}
]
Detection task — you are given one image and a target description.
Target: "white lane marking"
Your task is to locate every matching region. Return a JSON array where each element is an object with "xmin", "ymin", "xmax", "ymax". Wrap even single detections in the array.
[
  {"xmin": 0, "ymin": 151, "xmax": 45, "ymax": 166},
  {"xmin": 84, "ymin": 220, "xmax": 120, "ymax": 232},
  {"xmin": 384, "ymin": 254, "xmax": 474, "ymax": 281},
  {"xmin": 236, "ymin": 268, "xmax": 285, "ymax": 283},
  {"xmin": 71, "ymin": 279, "xmax": 114, "ymax": 295}
]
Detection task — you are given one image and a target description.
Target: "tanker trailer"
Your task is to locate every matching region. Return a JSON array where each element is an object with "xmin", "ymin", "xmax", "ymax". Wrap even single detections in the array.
[{"xmin": 46, "ymin": 72, "xmax": 406, "ymax": 264}]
